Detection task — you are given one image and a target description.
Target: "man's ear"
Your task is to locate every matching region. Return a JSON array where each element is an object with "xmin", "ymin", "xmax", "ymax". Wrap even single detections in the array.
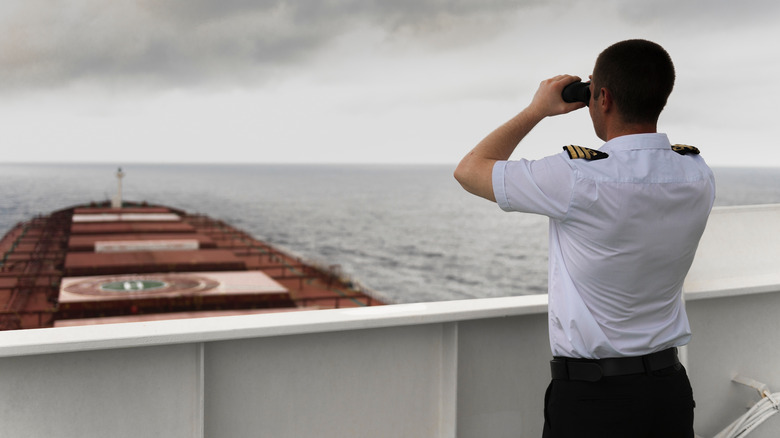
[{"xmin": 600, "ymin": 88, "xmax": 613, "ymax": 112}]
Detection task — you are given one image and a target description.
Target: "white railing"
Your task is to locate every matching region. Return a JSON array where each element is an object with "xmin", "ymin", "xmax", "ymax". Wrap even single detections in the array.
[{"xmin": 1, "ymin": 205, "xmax": 779, "ymax": 438}]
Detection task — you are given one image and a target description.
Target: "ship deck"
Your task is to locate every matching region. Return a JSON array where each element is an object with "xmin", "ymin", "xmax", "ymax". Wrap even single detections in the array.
[{"xmin": 0, "ymin": 202, "xmax": 384, "ymax": 330}]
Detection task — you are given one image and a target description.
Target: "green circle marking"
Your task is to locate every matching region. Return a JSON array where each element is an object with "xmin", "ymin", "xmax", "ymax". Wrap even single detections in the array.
[{"xmin": 100, "ymin": 280, "xmax": 167, "ymax": 292}]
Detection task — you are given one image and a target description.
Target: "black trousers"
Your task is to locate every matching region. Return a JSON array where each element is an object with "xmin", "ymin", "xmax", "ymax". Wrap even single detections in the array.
[{"xmin": 542, "ymin": 363, "xmax": 695, "ymax": 438}]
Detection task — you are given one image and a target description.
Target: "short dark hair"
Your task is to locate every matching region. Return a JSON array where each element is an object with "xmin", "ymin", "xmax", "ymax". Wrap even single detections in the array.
[{"xmin": 592, "ymin": 39, "xmax": 675, "ymax": 124}]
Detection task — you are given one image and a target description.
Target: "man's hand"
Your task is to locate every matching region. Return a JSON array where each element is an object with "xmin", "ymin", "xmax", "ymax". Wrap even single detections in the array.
[
  {"xmin": 454, "ymin": 74, "xmax": 586, "ymax": 202},
  {"xmin": 527, "ymin": 75, "xmax": 587, "ymax": 119}
]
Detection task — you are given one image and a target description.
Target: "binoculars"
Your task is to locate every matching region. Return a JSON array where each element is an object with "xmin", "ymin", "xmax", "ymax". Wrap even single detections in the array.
[{"xmin": 562, "ymin": 81, "xmax": 591, "ymax": 105}]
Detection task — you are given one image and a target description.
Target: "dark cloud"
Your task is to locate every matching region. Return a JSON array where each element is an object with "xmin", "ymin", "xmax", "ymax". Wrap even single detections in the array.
[
  {"xmin": 0, "ymin": 0, "xmax": 527, "ymax": 91},
  {"xmin": 614, "ymin": 0, "xmax": 780, "ymax": 27},
  {"xmin": 5, "ymin": 0, "xmax": 771, "ymax": 92}
]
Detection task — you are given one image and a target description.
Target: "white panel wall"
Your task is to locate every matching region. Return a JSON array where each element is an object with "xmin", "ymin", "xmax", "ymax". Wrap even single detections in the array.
[
  {"xmin": 0, "ymin": 344, "xmax": 202, "ymax": 438},
  {"xmin": 456, "ymin": 313, "xmax": 550, "ymax": 438},
  {"xmin": 687, "ymin": 292, "xmax": 780, "ymax": 438},
  {"xmin": 204, "ymin": 324, "xmax": 456, "ymax": 438}
]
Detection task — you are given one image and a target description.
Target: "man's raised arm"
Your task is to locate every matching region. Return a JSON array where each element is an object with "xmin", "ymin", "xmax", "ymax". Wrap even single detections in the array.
[{"xmin": 453, "ymin": 75, "xmax": 585, "ymax": 202}]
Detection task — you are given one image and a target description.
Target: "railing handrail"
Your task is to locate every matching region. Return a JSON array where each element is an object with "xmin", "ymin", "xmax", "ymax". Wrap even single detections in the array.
[{"xmin": 0, "ymin": 294, "xmax": 548, "ymax": 359}]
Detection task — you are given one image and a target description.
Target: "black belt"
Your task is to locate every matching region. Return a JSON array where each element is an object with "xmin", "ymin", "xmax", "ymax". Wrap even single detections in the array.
[{"xmin": 550, "ymin": 348, "xmax": 680, "ymax": 382}]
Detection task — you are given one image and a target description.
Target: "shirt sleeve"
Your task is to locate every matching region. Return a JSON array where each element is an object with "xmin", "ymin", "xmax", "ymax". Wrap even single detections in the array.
[{"xmin": 492, "ymin": 154, "xmax": 575, "ymax": 221}]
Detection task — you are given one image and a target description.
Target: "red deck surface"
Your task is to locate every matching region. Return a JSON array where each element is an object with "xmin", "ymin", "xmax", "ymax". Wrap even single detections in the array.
[
  {"xmin": 54, "ymin": 307, "xmax": 314, "ymax": 327},
  {"xmin": 64, "ymin": 250, "xmax": 247, "ymax": 276},
  {"xmin": 68, "ymin": 233, "xmax": 217, "ymax": 251},
  {"xmin": 73, "ymin": 207, "xmax": 172, "ymax": 214},
  {"xmin": 70, "ymin": 222, "xmax": 195, "ymax": 235}
]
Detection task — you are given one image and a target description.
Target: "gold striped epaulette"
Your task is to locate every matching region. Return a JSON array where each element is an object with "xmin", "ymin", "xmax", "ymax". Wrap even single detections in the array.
[
  {"xmin": 671, "ymin": 144, "xmax": 700, "ymax": 155},
  {"xmin": 563, "ymin": 145, "xmax": 609, "ymax": 161}
]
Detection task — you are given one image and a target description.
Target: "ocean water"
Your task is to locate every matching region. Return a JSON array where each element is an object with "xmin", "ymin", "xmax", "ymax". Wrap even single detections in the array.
[{"xmin": 1, "ymin": 164, "xmax": 779, "ymax": 304}]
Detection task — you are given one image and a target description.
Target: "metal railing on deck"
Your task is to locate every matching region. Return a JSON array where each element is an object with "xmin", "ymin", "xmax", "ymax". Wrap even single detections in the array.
[{"xmin": 0, "ymin": 209, "xmax": 71, "ymax": 330}]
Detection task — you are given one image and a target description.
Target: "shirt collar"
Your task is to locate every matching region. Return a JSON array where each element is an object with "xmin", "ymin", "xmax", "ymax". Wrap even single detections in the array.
[{"xmin": 600, "ymin": 133, "xmax": 671, "ymax": 153}]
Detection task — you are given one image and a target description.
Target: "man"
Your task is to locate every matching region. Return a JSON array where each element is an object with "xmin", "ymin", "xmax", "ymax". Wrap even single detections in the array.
[{"xmin": 454, "ymin": 39, "xmax": 715, "ymax": 437}]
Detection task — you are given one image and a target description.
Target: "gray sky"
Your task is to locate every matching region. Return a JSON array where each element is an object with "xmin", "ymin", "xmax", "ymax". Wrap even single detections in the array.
[{"xmin": 2, "ymin": 0, "xmax": 779, "ymax": 166}]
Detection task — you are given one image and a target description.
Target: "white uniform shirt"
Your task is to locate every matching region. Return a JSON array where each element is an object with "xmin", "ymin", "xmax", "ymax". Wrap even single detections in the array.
[{"xmin": 493, "ymin": 133, "xmax": 715, "ymax": 358}]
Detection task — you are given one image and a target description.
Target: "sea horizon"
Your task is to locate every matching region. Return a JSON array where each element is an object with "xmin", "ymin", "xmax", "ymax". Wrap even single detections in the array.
[{"xmin": 2, "ymin": 163, "xmax": 779, "ymax": 304}]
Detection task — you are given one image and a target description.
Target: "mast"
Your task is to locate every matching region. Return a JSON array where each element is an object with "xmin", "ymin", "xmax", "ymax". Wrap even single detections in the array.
[{"xmin": 112, "ymin": 167, "xmax": 125, "ymax": 209}]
